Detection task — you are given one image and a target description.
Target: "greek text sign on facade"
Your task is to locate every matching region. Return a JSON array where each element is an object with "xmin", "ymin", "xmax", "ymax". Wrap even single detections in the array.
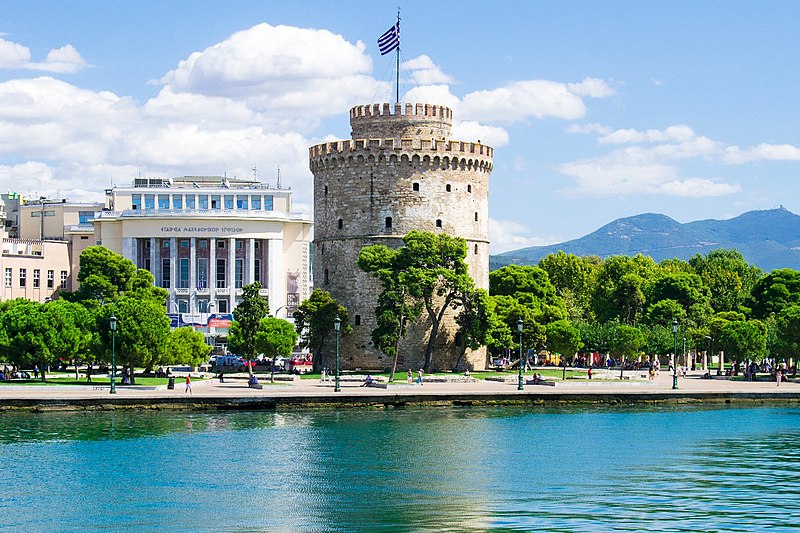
[{"xmin": 160, "ymin": 226, "xmax": 244, "ymax": 234}]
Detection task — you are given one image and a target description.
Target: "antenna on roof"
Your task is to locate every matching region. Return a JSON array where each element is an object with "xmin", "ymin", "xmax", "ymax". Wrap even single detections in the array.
[
  {"xmin": 277, "ymin": 166, "xmax": 282, "ymax": 189},
  {"xmin": 252, "ymin": 163, "xmax": 257, "ymax": 180}
]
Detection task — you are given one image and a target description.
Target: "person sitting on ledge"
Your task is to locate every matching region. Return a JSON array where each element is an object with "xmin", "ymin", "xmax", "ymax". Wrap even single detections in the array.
[
  {"xmin": 248, "ymin": 375, "xmax": 259, "ymax": 387},
  {"xmin": 361, "ymin": 374, "xmax": 374, "ymax": 386}
]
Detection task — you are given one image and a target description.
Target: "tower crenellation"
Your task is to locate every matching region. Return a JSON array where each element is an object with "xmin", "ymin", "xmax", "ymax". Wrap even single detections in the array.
[{"xmin": 310, "ymin": 102, "xmax": 492, "ymax": 371}]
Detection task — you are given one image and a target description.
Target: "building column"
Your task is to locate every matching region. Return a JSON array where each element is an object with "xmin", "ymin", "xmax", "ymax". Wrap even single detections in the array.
[
  {"xmin": 268, "ymin": 238, "xmax": 284, "ymax": 315},
  {"xmin": 228, "ymin": 237, "xmax": 236, "ymax": 311},
  {"xmin": 149, "ymin": 238, "xmax": 157, "ymax": 282},
  {"xmin": 247, "ymin": 238, "xmax": 255, "ymax": 286},
  {"xmin": 189, "ymin": 237, "xmax": 197, "ymax": 316},
  {"xmin": 209, "ymin": 237, "xmax": 216, "ymax": 310},
  {"xmin": 169, "ymin": 237, "xmax": 177, "ymax": 312},
  {"xmin": 122, "ymin": 237, "xmax": 136, "ymax": 263}
]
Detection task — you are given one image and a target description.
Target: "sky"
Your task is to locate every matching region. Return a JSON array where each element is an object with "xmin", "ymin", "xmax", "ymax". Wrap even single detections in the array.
[{"xmin": 1, "ymin": 1, "xmax": 800, "ymax": 253}]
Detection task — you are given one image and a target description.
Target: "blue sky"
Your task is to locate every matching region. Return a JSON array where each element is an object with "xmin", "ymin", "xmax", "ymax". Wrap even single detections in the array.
[{"xmin": 1, "ymin": 1, "xmax": 800, "ymax": 252}]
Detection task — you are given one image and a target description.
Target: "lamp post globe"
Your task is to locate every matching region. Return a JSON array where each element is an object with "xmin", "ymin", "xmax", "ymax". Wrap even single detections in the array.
[
  {"xmin": 672, "ymin": 318, "xmax": 679, "ymax": 390},
  {"xmin": 334, "ymin": 315, "xmax": 341, "ymax": 393},
  {"xmin": 517, "ymin": 319, "xmax": 524, "ymax": 391},
  {"xmin": 109, "ymin": 314, "xmax": 118, "ymax": 395}
]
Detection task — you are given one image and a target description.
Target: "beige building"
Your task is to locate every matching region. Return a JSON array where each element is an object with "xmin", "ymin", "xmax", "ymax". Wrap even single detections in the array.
[
  {"xmin": 94, "ymin": 176, "xmax": 312, "ymax": 326},
  {"xmin": 0, "ymin": 198, "xmax": 102, "ymax": 302}
]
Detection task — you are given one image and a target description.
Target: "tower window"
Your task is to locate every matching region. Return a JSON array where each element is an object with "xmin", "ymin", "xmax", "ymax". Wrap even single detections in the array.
[
  {"xmin": 436, "ymin": 219, "xmax": 442, "ymax": 228},
  {"xmin": 475, "ymin": 212, "xmax": 478, "ymax": 221},
  {"xmin": 446, "ymin": 184, "xmax": 452, "ymax": 192},
  {"xmin": 355, "ymin": 314, "xmax": 361, "ymax": 326},
  {"xmin": 385, "ymin": 216, "xmax": 392, "ymax": 229},
  {"xmin": 413, "ymin": 183, "xmax": 419, "ymax": 191},
  {"xmin": 324, "ymin": 269, "xmax": 329, "ymax": 285},
  {"xmin": 337, "ymin": 218, "xmax": 343, "ymax": 229},
  {"xmin": 467, "ymin": 184, "xmax": 472, "ymax": 193},
  {"xmin": 324, "ymin": 185, "xmax": 328, "ymax": 195},
  {"xmin": 474, "ymin": 244, "xmax": 479, "ymax": 254}
]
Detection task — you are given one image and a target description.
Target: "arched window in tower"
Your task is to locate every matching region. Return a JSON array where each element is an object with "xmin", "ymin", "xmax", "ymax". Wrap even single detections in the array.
[
  {"xmin": 413, "ymin": 182, "xmax": 419, "ymax": 192},
  {"xmin": 337, "ymin": 218, "xmax": 343, "ymax": 230},
  {"xmin": 474, "ymin": 243, "xmax": 479, "ymax": 255},
  {"xmin": 324, "ymin": 268, "xmax": 329, "ymax": 285},
  {"xmin": 446, "ymin": 184, "xmax": 452, "ymax": 192},
  {"xmin": 436, "ymin": 219, "xmax": 442, "ymax": 228},
  {"xmin": 324, "ymin": 185, "xmax": 328, "ymax": 195},
  {"xmin": 467, "ymin": 184, "xmax": 472, "ymax": 193},
  {"xmin": 474, "ymin": 212, "xmax": 478, "ymax": 221},
  {"xmin": 355, "ymin": 314, "xmax": 361, "ymax": 326},
  {"xmin": 385, "ymin": 216, "xmax": 392, "ymax": 229}
]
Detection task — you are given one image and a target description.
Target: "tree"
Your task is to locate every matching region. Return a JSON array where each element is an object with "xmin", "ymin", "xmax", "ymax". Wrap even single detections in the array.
[
  {"xmin": 717, "ymin": 319, "xmax": 767, "ymax": 363},
  {"xmin": 62, "ymin": 246, "xmax": 137, "ymax": 303},
  {"xmin": 610, "ymin": 324, "xmax": 645, "ymax": 366},
  {"xmin": 359, "ymin": 231, "xmax": 478, "ymax": 371},
  {"xmin": 539, "ymin": 251, "xmax": 598, "ymax": 321},
  {"xmin": 452, "ymin": 288, "xmax": 493, "ymax": 371},
  {"xmin": 255, "ymin": 317, "xmax": 298, "ymax": 383},
  {"xmin": 546, "ymin": 319, "xmax": 583, "ymax": 364},
  {"xmin": 293, "ymin": 289, "xmax": 351, "ymax": 372},
  {"xmin": 0, "ymin": 300, "xmax": 53, "ymax": 380},
  {"xmin": 592, "ymin": 255, "xmax": 657, "ymax": 323},
  {"xmin": 164, "ymin": 327, "xmax": 211, "ymax": 368},
  {"xmin": 689, "ymin": 249, "xmax": 761, "ymax": 313},
  {"xmin": 645, "ymin": 299, "xmax": 686, "ymax": 327},
  {"xmin": 648, "ymin": 272, "xmax": 711, "ymax": 327},
  {"xmin": 749, "ymin": 268, "xmax": 800, "ymax": 319},
  {"xmin": 229, "ymin": 282, "xmax": 269, "ymax": 377},
  {"xmin": 99, "ymin": 296, "xmax": 171, "ymax": 384},
  {"xmin": 43, "ymin": 300, "xmax": 95, "ymax": 379}
]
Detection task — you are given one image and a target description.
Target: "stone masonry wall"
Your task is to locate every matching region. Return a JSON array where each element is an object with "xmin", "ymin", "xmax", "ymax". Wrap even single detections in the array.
[{"xmin": 310, "ymin": 103, "xmax": 492, "ymax": 371}]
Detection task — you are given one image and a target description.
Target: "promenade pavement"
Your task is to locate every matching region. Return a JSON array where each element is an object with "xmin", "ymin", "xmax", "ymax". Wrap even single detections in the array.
[{"xmin": 0, "ymin": 369, "xmax": 797, "ymax": 402}]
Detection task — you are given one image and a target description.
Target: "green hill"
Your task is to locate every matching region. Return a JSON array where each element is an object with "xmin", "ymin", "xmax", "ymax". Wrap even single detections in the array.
[{"xmin": 491, "ymin": 207, "xmax": 800, "ymax": 271}]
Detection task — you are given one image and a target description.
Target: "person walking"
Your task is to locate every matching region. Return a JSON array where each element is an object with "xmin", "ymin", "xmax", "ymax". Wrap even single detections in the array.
[
  {"xmin": 407, "ymin": 369, "xmax": 413, "ymax": 383},
  {"xmin": 185, "ymin": 374, "xmax": 192, "ymax": 394},
  {"xmin": 417, "ymin": 369, "xmax": 423, "ymax": 386}
]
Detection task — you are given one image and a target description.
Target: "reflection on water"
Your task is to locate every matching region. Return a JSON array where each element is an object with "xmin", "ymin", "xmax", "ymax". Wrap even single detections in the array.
[{"xmin": 0, "ymin": 406, "xmax": 798, "ymax": 532}]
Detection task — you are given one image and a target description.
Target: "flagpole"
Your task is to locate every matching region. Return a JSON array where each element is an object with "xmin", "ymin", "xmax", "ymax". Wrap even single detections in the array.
[{"xmin": 395, "ymin": 9, "xmax": 400, "ymax": 105}]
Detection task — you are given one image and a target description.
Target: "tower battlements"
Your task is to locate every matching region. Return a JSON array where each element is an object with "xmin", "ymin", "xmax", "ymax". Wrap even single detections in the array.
[
  {"xmin": 308, "ymin": 138, "xmax": 493, "ymax": 172},
  {"xmin": 350, "ymin": 103, "xmax": 453, "ymax": 140}
]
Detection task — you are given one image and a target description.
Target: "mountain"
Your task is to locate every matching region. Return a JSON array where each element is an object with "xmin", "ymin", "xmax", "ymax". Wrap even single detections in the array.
[{"xmin": 491, "ymin": 207, "xmax": 800, "ymax": 271}]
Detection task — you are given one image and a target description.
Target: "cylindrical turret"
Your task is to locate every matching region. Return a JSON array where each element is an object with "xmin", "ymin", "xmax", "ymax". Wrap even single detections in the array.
[{"xmin": 310, "ymin": 102, "xmax": 492, "ymax": 371}]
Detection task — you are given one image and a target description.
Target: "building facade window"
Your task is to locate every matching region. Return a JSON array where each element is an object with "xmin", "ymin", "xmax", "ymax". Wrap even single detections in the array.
[
  {"xmin": 474, "ymin": 212, "xmax": 478, "ymax": 221},
  {"xmin": 199, "ymin": 195, "xmax": 209, "ymax": 209},
  {"xmin": 251, "ymin": 195, "xmax": 261, "ymax": 210},
  {"xmin": 79, "ymin": 211, "xmax": 94, "ymax": 224},
  {"xmin": 413, "ymin": 183, "xmax": 419, "ymax": 191},
  {"xmin": 216, "ymin": 259, "xmax": 226, "ymax": 288},
  {"xmin": 185, "ymin": 194, "xmax": 195, "ymax": 209},
  {"xmin": 172, "ymin": 195, "xmax": 183, "ymax": 209},
  {"xmin": 234, "ymin": 259, "xmax": 244, "ymax": 288},
  {"xmin": 158, "ymin": 194, "xmax": 169, "ymax": 209},
  {"xmin": 211, "ymin": 195, "xmax": 220, "ymax": 209},
  {"xmin": 254, "ymin": 258, "xmax": 261, "ymax": 283},
  {"xmin": 47, "ymin": 270, "xmax": 54, "ymax": 288},
  {"xmin": 180, "ymin": 239, "xmax": 189, "ymax": 249},
  {"xmin": 217, "ymin": 240, "xmax": 226, "ymax": 248},
  {"xmin": 355, "ymin": 314, "xmax": 361, "ymax": 326},
  {"xmin": 60, "ymin": 271, "xmax": 67, "ymax": 289},
  {"xmin": 179, "ymin": 258, "xmax": 189, "ymax": 288},
  {"xmin": 217, "ymin": 299, "xmax": 228, "ymax": 313},
  {"xmin": 4, "ymin": 268, "xmax": 11, "ymax": 288},
  {"xmin": 161, "ymin": 258, "xmax": 170, "ymax": 288},
  {"xmin": 436, "ymin": 219, "xmax": 442, "ymax": 228},
  {"xmin": 132, "ymin": 194, "xmax": 142, "ymax": 209},
  {"xmin": 236, "ymin": 195, "xmax": 248, "ymax": 209},
  {"xmin": 19, "ymin": 268, "xmax": 26, "ymax": 287},
  {"xmin": 474, "ymin": 244, "xmax": 479, "ymax": 254},
  {"xmin": 337, "ymin": 218, "xmax": 343, "ymax": 229},
  {"xmin": 197, "ymin": 258, "xmax": 208, "ymax": 289},
  {"xmin": 446, "ymin": 184, "xmax": 452, "ymax": 192},
  {"xmin": 263, "ymin": 195, "xmax": 274, "ymax": 210},
  {"xmin": 144, "ymin": 194, "xmax": 155, "ymax": 209},
  {"xmin": 385, "ymin": 216, "xmax": 392, "ymax": 229},
  {"xmin": 33, "ymin": 269, "xmax": 40, "ymax": 288},
  {"xmin": 235, "ymin": 240, "xmax": 243, "ymax": 250},
  {"xmin": 224, "ymin": 195, "xmax": 234, "ymax": 209}
]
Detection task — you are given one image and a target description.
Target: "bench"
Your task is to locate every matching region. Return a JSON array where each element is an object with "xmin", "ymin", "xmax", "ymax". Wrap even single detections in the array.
[
  {"xmin": 365, "ymin": 381, "xmax": 388, "ymax": 389},
  {"xmin": 525, "ymin": 379, "xmax": 556, "ymax": 386},
  {"xmin": 248, "ymin": 383, "xmax": 263, "ymax": 390}
]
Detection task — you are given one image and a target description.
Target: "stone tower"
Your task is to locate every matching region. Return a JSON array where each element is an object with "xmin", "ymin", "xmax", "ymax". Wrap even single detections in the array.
[{"xmin": 309, "ymin": 102, "xmax": 493, "ymax": 370}]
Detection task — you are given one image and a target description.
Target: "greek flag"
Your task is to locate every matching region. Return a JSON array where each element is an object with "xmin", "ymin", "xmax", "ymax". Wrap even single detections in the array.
[{"xmin": 378, "ymin": 22, "xmax": 400, "ymax": 55}]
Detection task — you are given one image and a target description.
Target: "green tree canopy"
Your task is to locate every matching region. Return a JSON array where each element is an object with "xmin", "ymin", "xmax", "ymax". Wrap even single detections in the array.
[
  {"xmin": 255, "ymin": 317, "xmax": 298, "ymax": 382},
  {"xmin": 292, "ymin": 289, "xmax": 351, "ymax": 371},
  {"xmin": 749, "ymin": 268, "xmax": 800, "ymax": 319},
  {"xmin": 546, "ymin": 319, "xmax": 583, "ymax": 361},
  {"xmin": 229, "ymin": 282, "xmax": 270, "ymax": 376},
  {"xmin": 689, "ymin": 249, "xmax": 761, "ymax": 313},
  {"xmin": 163, "ymin": 327, "xmax": 211, "ymax": 368}
]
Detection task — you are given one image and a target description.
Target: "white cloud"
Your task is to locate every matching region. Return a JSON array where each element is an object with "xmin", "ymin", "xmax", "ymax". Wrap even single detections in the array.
[
  {"xmin": 459, "ymin": 78, "xmax": 614, "ymax": 123},
  {"xmin": 566, "ymin": 123, "xmax": 611, "ymax": 135},
  {"xmin": 402, "ymin": 84, "xmax": 460, "ymax": 109},
  {"xmin": 599, "ymin": 124, "xmax": 697, "ymax": 144},
  {"xmin": 451, "ymin": 121, "xmax": 509, "ymax": 147},
  {"xmin": 489, "ymin": 218, "xmax": 556, "ymax": 254},
  {"xmin": 401, "ymin": 54, "xmax": 454, "ymax": 84},
  {"xmin": 724, "ymin": 143, "xmax": 800, "ymax": 164},
  {"xmin": 159, "ymin": 23, "xmax": 380, "ymax": 120},
  {"xmin": 0, "ymin": 38, "xmax": 88, "ymax": 73}
]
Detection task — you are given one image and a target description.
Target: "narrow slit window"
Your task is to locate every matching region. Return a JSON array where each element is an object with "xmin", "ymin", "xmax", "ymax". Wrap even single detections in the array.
[
  {"xmin": 412, "ymin": 183, "xmax": 419, "ymax": 191},
  {"xmin": 436, "ymin": 219, "xmax": 442, "ymax": 228},
  {"xmin": 385, "ymin": 216, "xmax": 392, "ymax": 229}
]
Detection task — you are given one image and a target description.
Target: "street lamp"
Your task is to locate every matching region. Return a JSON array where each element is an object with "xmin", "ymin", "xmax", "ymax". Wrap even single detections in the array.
[
  {"xmin": 517, "ymin": 319, "xmax": 524, "ymax": 391},
  {"xmin": 334, "ymin": 315, "xmax": 341, "ymax": 393},
  {"xmin": 705, "ymin": 335, "xmax": 712, "ymax": 373},
  {"xmin": 109, "ymin": 314, "xmax": 118, "ymax": 394},
  {"xmin": 682, "ymin": 337, "xmax": 687, "ymax": 369},
  {"xmin": 672, "ymin": 318, "xmax": 679, "ymax": 390}
]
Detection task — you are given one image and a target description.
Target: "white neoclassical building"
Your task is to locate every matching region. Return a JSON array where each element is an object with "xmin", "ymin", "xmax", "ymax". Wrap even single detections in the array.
[{"xmin": 94, "ymin": 176, "xmax": 312, "ymax": 327}]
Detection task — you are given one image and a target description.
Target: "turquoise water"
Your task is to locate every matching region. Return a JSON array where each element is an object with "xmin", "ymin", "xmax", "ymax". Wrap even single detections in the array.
[{"xmin": 0, "ymin": 405, "xmax": 798, "ymax": 532}]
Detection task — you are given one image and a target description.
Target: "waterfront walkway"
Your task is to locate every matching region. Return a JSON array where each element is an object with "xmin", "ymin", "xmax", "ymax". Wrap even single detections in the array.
[{"xmin": 1, "ymin": 369, "xmax": 799, "ymax": 410}]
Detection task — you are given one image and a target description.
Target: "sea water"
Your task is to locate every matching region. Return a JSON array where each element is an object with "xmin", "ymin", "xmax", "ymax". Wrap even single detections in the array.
[{"xmin": 0, "ymin": 405, "xmax": 797, "ymax": 532}]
